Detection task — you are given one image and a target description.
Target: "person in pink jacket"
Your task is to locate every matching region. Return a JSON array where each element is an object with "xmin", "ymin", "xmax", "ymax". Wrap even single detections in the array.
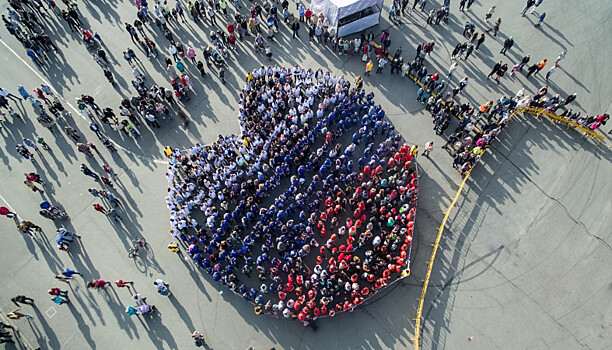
[{"xmin": 186, "ymin": 47, "xmax": 196, "ymax": 64}]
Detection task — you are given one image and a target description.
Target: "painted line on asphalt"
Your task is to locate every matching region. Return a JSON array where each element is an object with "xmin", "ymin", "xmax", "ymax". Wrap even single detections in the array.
[{"xmin": 0, "ymin": 193, "xmax": 16, "ymax": 212}]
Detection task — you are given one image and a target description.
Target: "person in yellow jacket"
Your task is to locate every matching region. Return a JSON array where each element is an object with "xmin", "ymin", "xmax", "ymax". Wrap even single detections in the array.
[{"xmin": 365, "ymin": 60, "xmax": 374, "ymax": 76}]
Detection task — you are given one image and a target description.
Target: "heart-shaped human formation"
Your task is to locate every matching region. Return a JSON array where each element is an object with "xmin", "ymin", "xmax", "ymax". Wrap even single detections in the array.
[{"xmin": 165, "ymin": 66, "xmax": 419, "ymax": 323}]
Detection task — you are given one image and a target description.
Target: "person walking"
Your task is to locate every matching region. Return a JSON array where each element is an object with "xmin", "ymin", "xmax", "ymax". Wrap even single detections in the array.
[
  {"xmin": 154, "ymin": 279, "xmax": 171, "ymax": 296},
  {"xmin": 422, "ymin": 141, "xmax": 434, "ymax": 157},
  {"xmin": 556, "ymin": 51, "xmax": 566, "ymax": 64},
  {"xmin": 534, "ymin": 12, "xmax": 546, "ymax": 27},
  {"xmin": 500, "ymin": 36, "xmax": 514, "ymax": 55},
  {"xmin": 65, "ymin": 126, "xmax": 80, "ymax": 140},
  {"xmin": 24, "ymin": 179, "xmax": 44, "ymax": 194},
  {"xmin": 51, "ymin": 295, "xmax": 69, "ymax": 305},
  {"xmin": 376, "ymin": 56, "xmax": 387, "ymax": 74},
  {"xmin": 11, "ymin": 295, "xmax": 35, "ymax": 307},
  {"xmin": 521, "ymin": 0, "xmax": 535, "ymax": 16},
  {"xmin": 61, "ymin": 268, "xmax": 81, "ymax": 278},
  {"xmin": 101, "ymin": 190, "xmax": 120, "ymax": 207},
  {"xmin": 115, "ymin": 279, "xmax": 134, "ymax": 289},
  {"xmin": 530, "ymin": 0, "xmax": 543, "ymax": 14},
  {"xmin": 87, "ymin": 280, "xmax": 111, "ymax": 289}
]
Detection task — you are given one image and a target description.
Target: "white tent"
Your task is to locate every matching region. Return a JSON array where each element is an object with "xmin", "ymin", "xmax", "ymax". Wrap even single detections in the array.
[{"xmin": 311, "ymin": 0, "xmax": 384, "ymax": 38}]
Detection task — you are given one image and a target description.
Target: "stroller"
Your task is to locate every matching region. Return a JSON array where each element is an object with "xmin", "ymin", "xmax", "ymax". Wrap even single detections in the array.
[
  {"xmin": 56, "ymin": 227, "xmax": 80, "ymax": 251},
  {"xmin": 208, "ymin": 47, "xmax": 225, "ymax": 67},
  {"xmin": 39, "ymin": 201, "xmax": 68, "ymax": 220},
  {"xmin": 137, "ymin": 303, "xmax": 156, "ymax": 315}
]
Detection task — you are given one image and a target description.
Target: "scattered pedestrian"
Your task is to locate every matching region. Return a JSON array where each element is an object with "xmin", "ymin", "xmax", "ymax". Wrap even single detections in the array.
[
  {"xmin": 422, "ymin": 141, "xmax": 434, "ymax": 157},
  {"xmin": 81, "ymin": 164, "xmax": 100, "ymax": 180},
  {"xmin": 51, "ymin": 296, "xmax": 69, "ymax": 305},
  {"xmin": 11, "ymin": 295, "xmax": 35, "ymax": 307},
  {"xmin": 0, "ymin": 206, "xmax": 17, "ymax": 219},
  {"xmin": 93, "ymin": 203, "xmax": 107, "ymax": 214},
  {"xmin": 87, "ymin": 280, "xmax": 111, "ymax": 289},
  {"xmin": 486, "ymin": 18, "xmax": 501, "ymax": 36},
  {"xmin": 534, "ymin": 13, "xmax": 546, "ymax": 27},
  {"xmin": 545, "ymin": 62, "xmax": 558, "ymax": 83},
  {"xmin": 7, "ymin": 309, "xmax": 32, "ymax": 320},
  {"xmin": 48, "ymin": 287, "xmax": 69, "ymax": 297},
  {"xmin": 115, "ymin": 279, "xmax": 134, "ymax": 288}
]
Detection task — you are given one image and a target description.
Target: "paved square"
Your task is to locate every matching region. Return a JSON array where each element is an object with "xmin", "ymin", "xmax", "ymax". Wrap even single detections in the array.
[{"xmin": 0, "ymin": 0, "xmax": 610, "ymax": 349}]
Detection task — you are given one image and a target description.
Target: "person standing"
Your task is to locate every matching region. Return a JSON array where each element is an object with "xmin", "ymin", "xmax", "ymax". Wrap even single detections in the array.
[
  {"xmin": 81, "ymin": 164, "xmax": 100, "ymax": 180},
  {"xmin": 291, "ymin": 20, "xmax": 300, "ymax": 39},
  {"xmin": 364, "ymin": 59, "xmax": 373, "ymax": 76},
  {"xmin": 51, "ymin": 296, "xmax": 69, "ymax": 305},
  {"xmin": 376, "ymin": 56, "xmax": 387, "ymax": 74},
  {"xmin": 486, "ymin": 18, "xmax": 501, "ymax": 36},
  {"xmin": 115, "ymin": 279, "xmax": 134, "ymax": 289},
  {"xmin": 545, "ymin": 62, "xmax": 558, "ymax": 83},
  {"xmin": 7, "ymin": 309, "xmax": 32, "ymax": 320},
  {"xmin": 456, "ymin": 77, "xmax": 469, "ymax": 93},
  {"xmin": 422, "ymin": 142, "xmax": 434, "ymax": 157},
  {"xmin": 495, "ymin": 63, "xmax": 508, "ymax": 83},
  {"xmin": 487, "ymin": 61, "xmax": 502, "ymax": 79},
  {"xmin": 464, "ymin": 44, "xmax": 474, "ymax": 60},
  {"xmin": 103, "ymin": 164, "xmax": 116, "ymax": 178},
  {"xmin": 447, "ymin": 61, "xmax": 458, "ymax": 80},
  {"xmin": 17, "ymin": 85, "xmax": 31, "ymax": 99},
  {"xmin": 0, "ymin": 206, "xmax": 17, "ymax": 219},
  {"xmin": 475, "ymin": 33, "xmax": 485, "ymax": 50},
  {"xmin": 556, "ymin": 51, "xmax": 566, "ymax": 64},
  {"xmin": 500, "ymin": 36, "xmax": 514, "ymax": 55},
  {"xmin": 517, "ymin": 54, "xmax": 530, "ymax": 71},
  {"xmin": 0, "ymin": 87, "xmax": 21, "ymax": 101},
  {"xmin": 11, "ymin": 295, "xmax": 35, "ymax": 307},
  {"xmin": 24, "ymin": 180, "xmax": 44, "ymax": 194},
  {"xmin": 61, "ymin": 268, "xmax": 81, "ymax": 278}
]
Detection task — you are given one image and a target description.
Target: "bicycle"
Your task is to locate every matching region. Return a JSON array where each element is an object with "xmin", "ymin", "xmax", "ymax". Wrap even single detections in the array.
[{"xmin": 128, "ymin": 237, "xmax": 147, "ymax": 258}]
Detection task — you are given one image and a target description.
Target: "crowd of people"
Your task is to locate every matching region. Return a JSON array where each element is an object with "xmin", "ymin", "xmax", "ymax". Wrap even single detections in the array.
[
  {"xmin": 165, "ymin": 65, "xmax": 419, "ymax": 322},
  {"xmin": 0, "ymin": 0, "xmax": 609, "ymax": 347}
]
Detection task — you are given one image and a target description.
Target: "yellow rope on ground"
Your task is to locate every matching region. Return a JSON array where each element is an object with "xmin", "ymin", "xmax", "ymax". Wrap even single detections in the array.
[
  {"xmin": 412, "ymin": 168, "xmax": 471, "ymax": 350},
  {"xmin": 411, "ymin": 106, "xmax": 605, "ymax": 349}
]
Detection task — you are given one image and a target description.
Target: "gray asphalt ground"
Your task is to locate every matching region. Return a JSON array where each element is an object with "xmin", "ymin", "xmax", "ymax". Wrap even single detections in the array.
[{"xmin": 0, "ymin": 0, "xmax": 610, "ymax": 349}]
